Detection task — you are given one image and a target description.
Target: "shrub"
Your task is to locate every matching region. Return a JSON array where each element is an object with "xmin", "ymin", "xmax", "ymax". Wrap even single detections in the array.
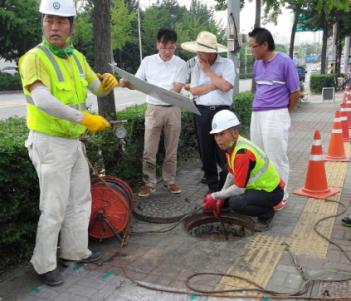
[
  {"xmin": 0, "ymin": 91, "xmax": 253, "ymax": 272},
  {"xmin": 239, "ymin": 73, "xmax": 253, "ymax": 79},
  {"xmin": 0, "ymin": 118, "xmax": 39, "ymax": 272},
  {"xmin": 233, "ymin": 91, "xmax": 253, "ymax": 136},
  {"xmin": 310, "ymin": 74, "xmax": 336, "ymax": 94},
  {"xmin": 0, "ymin": 74, "xmax": 22, "ymax": 91}
]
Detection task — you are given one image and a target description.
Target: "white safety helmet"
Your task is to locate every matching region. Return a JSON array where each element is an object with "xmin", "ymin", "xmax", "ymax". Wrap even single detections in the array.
[
  {"xmin": 210, "ymin": 110, "xmax": 240, "ymax": 134},
  {"xmin": 39, "ymin": 0, "xmax": 76, "ymax": 17}
]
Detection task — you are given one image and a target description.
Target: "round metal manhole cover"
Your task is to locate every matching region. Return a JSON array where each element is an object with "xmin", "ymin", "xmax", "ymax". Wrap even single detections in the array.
[
  {"xmin": 133, "ymin": 196, "xmax": 196, "ymax": 224},
  {"xmin": 184, "ymin": 212, "xmax": 255, "ymax": 241}
]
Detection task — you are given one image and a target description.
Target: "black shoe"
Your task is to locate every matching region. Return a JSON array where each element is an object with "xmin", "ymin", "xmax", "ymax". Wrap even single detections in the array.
[
  {"xmin": 79, "ymin": 251, "xmax": 102, "ymax": 263},
  {"xmin": 255, "ymin": 217, "xmax": 273, "ymax": 232},
  {"xmin": 201, "ymin": 175, "xmax": 207, "ymax": 184},
  {"xmin": 342, "ymin": 217, "xmax": 351, "ymax": 227},
  {"xmin": 39, "ymin": 269, "xmax": 64, "ymax": 287}
]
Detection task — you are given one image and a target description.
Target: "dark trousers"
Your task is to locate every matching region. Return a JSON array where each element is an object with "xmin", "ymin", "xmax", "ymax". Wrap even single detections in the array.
[
  {"xmin": 228, "ymin": 185, "xmax": 284, "ymax": 220},
  {"xmin": 194, "ymin": 106, "xmax": 228, "ymax": 192}
]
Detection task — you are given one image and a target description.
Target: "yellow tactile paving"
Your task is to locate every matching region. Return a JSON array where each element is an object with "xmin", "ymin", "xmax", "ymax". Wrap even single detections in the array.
[
  {"xmin": 217, "ymin": 235, "xmax": 289, "ymax": 292},
  {"xmin": 325, "ymin": 162, "xmax": 348, "ymax": 188},
  {"xmin": 344, "ymin": 142, "xmax": 351, "ymax": 157},
  {"xmin": 216, "ymin": 152, "xmax": 348, "ymax": 290},
  {"xmin": 290, "ymin": 195, "xmax": 340, "ymax": 258}
]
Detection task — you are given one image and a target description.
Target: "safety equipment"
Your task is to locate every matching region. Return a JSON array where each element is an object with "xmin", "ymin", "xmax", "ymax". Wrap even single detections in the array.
[
  {"xmin": 210, "ymin": 110, "xmax": 240, "ymax": 134},
  {"xmin": 325, "ymin": 111, "xmax": 350, "ymax": 162},
  {"xmin": 97, "ymin": 73, "xmax": 118, "ymax": 92},
  {"xmin": 20, "ymin": 45, "xmax": 89, "ymax": 138},
  {"xmin": 203, "ymin": 194, "xmax": 224, "ymax": 218},
  {"xmin": 339, "ymin": 109, "xmax": 351, "ymax": 142},
  {"xmin": 294, "ymin": 130, "xmax": 339, "ymax": 199},
  {"xmin": 80, "ymin": 112, "xmax": 110, "ymax": 133},
  {"xmin": 39, "ymin": 0, "xmax": 76, "ymax": 17},
  {"xmin": 227, "ymin": 136, "xmax": 280, "ymax": 192}
]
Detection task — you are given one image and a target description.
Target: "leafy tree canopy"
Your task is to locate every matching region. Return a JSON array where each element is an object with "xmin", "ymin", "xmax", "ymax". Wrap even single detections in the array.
[{"xmin": 0, "ymin": 0, "xmax": 41, "ymax": 61}]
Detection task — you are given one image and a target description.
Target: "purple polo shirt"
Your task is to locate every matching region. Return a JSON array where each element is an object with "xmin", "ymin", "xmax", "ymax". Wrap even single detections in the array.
[{"xmin": 253, "ymin": 52, "xmax": 299, "ymax": 111}]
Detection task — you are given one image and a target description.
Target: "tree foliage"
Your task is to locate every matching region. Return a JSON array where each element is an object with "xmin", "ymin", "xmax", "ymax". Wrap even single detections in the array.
[
  {"xmin": 0, "ymin": 0, "xmax": 41, "ymax": 61},
  {"xmin": 111, "ymin": 0, "xmax": 137, "ymax": 50}
]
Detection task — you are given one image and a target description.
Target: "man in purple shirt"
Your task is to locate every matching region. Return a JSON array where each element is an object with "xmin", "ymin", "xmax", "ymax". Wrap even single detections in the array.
[{"xmin": 249, "ymin": 28, "xmax": 300, "ymax": 209}]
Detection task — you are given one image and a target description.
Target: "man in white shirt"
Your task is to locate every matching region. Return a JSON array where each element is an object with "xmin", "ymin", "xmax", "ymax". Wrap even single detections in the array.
[
  {"xmin": 120, "ymin": 28, "xmax": 186, "ymax": 197},
  {"xmin": 181, "ymin": 31, "xmax": 235, "ymax": 193}
]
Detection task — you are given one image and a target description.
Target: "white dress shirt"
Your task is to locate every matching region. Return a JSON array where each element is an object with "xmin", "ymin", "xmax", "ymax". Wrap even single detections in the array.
[
  {"xmin": 135, "ymin": 54, "xmax": 187, "ymax": 106},
  {"xmin": 190, "ymin": 55, "xmax": 235, "ymax": 106}
]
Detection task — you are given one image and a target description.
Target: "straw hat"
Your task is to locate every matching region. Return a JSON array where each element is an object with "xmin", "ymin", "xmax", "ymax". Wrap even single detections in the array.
[{"xmin": 181, "ymin": 31, "xmax": 227, "ymax": 53}]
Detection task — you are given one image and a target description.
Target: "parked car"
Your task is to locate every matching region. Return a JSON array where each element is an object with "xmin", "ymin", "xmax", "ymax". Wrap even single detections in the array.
[
  {"xmin": 297, "ymin": 66, "xmax": 306, "ymax": 81},
  {"xmin": 1, "ymin": 66, "xmax": 18, "ymax": 76}
]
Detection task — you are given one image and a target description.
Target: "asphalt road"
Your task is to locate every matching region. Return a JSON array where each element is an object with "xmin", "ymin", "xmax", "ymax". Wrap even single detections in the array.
[{"xmin": 0, "ymin": 79, "xmax": 252, "ymax": 120}]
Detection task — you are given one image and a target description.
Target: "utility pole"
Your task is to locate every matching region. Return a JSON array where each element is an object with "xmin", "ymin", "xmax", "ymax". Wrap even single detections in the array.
[
  {"xmin": 227, "ymin": 0, "xmax": 240, "ymax": 95},
  {"xmin": 344, "ymin": 36, "xmax": 350, "ymax": 74},
  {"xmin": 137, "ymin": 0, "xmax": 143, "ymax": 64}
]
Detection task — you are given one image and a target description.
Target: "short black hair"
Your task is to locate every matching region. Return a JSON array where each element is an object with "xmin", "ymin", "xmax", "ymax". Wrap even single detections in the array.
[
  {"xmin": 157, "ymin": 28, "xmax": 177, "ymax": 44},
  {"xmin": 248, "ymin": 27, "xmax": 275, "ymax": 51}
]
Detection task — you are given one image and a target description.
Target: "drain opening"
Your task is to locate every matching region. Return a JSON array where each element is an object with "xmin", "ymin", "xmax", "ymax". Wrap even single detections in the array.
[{"xmin": 184, "ymin": 212, "xmax": 255, "ymax": 241}]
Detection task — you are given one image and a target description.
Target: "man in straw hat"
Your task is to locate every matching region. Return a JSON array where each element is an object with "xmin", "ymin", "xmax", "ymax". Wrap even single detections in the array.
[{"xmin": 181, "ymin": 31, "xmax": 235, "ymax": 193}]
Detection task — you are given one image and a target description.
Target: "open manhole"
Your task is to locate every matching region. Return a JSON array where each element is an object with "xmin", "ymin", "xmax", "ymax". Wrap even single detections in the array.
[{"xmin": 184, "ymin": 212, "xmax": 255, "ymax": 241}]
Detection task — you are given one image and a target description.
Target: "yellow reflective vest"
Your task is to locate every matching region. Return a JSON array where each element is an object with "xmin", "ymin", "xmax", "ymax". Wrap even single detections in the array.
[
  {"xmin": 226, "ymin": 136, "xmax": 280, "ymax": 192},
  {"xmin": 19, "ymin": 45, "xmax": 88, "ymax": 138}
]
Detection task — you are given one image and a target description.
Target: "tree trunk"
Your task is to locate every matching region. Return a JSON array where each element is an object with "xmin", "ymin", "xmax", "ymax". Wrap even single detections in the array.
[
  {"xmin": 321, "ymin": 16, "xmax": 328, "ymax": 74},
  {"xmin": 92, "ymin": 0, "xmax": 116, "ymax": 119},
  {"xmin": 335, "ymin": 23, "xmax": 342, "ymax": 75},
  {"xmin": 254, "ymin": 0, "xmax": 261, "ymax": 28},
  {"xmin": 289, "ymin": 11, "xmax": 299, "ymax": 59}
]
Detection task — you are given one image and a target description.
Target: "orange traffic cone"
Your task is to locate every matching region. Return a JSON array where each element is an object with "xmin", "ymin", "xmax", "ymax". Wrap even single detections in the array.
[
  {"xmin": 339, "ymin": 109, "xmax": 351, "ymax": 142},
  {"xmin": 294, "ymin": 130, "xmax": 339, "ymax": 199},
  {"xmin": 325, "ymin": 111, "xmax": 350, "ymax": 162},
  {"xmin": 341, "ymin": 101, "xmax": 351, "ymax": 128},
  {"xmin": 344, "ymin": 91, "xmax": 351, "ymax": 102},
  {"xmin": 343, "ymin": 91, "xmax": 351, "ymax": 102}
]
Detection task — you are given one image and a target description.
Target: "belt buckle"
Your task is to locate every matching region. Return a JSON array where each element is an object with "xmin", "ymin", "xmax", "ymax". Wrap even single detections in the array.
[{"xmin": 209, "ymin": 105, "xmax": 216, "ymax": 111}]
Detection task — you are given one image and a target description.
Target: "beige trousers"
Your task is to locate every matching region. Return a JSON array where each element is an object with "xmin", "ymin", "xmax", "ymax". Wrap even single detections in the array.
[
  {"xmin": 143, "ymin": 104, "xmax": 181, "ymax": 187},
  {"xmin": 26, "ymin": 132, "xmax": 91, "ymax": 274}
]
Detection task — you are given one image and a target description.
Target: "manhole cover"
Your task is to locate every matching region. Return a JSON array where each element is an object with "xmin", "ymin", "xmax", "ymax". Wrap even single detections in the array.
[
  {"xmin": 184, "ymin": 212, "xmax": 255, "ymax": 241},
  {"xmin": 133, "ymin": 196, "xmax": 196, "ymax": 224}
]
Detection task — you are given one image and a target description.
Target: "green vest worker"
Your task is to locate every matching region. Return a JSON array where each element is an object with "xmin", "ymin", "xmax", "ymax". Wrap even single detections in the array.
[
  {"xmin": 18, "ymin": 0, "xmax": 118, "ymax": 287},
  {"xmin": 203, "ymin": 110, "xmax": 286, "ymax": 232}
]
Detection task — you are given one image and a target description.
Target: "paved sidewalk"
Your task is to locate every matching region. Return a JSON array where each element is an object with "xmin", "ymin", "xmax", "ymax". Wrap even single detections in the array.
[{"xmin": 1, "ymin": 93, "xmax": 351, "ymax": 301}]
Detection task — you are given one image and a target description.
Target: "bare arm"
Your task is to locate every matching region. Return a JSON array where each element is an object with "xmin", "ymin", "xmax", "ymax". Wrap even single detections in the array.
[
  {"xmin": 190, "ymin": 83, "xmax": 216, "ymax": 96},
  {"xmin": 171, "ymin": 82, "xmax": 185, "ymax": 93},
  {"xmin": 288, "ymin": 90, "xmax": 300, "ymax": 112},
  {"xmin": 119, "ymin": 78, "xmax": 134, "ymax": 90},
  {"xmin": 199, "ymin": 58, "xmax": 233, "ymax": 92}
]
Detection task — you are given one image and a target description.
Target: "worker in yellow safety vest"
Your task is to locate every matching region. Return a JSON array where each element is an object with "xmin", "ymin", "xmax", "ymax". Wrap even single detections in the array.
[
  {"xmin": 203, "ymin": 110, "xmax": 286, "ymax": 232},
  {"xmin": 18, "ymin": 0, "xmax": 118, "ymax": 286}
]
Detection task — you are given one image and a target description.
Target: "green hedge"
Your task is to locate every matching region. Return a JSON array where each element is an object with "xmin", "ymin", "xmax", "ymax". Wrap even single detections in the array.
[
  {"xmin": 0, "ymin": 74, "xmax": 22, "ymax": 91},
  {"xmin": 239, "ymin": 73, "xmax": 253, "ymax": 79},
  {"xmin": 0, "ymin": 91, "xmax": 253, "ymax": 272},
  {"xmin": 309, "ymin": 74, "xmax": 336, "ymax": 94}
]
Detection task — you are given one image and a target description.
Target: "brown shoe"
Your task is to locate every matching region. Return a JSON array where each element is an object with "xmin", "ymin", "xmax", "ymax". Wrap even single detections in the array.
[
  {"xmin": 138, "ymin": 185, "xmax": 155, "ymax": 197},
  {"xmin": 164, "ymin": 183, "xmax": 181, "ymax": 194}
]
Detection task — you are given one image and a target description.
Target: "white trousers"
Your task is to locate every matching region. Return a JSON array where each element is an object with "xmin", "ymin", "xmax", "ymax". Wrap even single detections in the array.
[
  {"xmin": 26, "ymin": 132, "xmax": 91, "ymax": 274},
  {"xmin": 250, "ymin": 108, "xmax": 290, "ymax": 200}
]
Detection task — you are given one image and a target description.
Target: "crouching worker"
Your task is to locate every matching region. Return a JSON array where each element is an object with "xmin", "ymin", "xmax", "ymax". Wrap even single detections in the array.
[{"xmin": 203, "ymin": 110, "xmax": 285, "ymax": 232}]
